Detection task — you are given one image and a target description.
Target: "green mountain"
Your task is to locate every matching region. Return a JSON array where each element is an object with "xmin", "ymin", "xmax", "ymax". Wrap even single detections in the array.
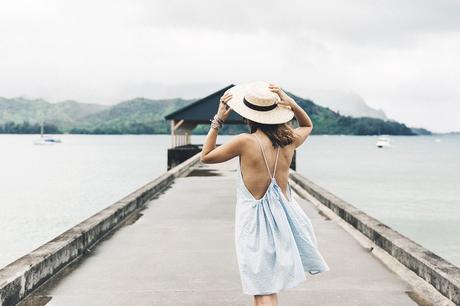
[
  {"xmin": 290, "ymin": 93, "xmax": 414, "ymax": 135},
  {"xmin": 205, "ymin": 93, "xmax": 415, "ymax": 135},
  {"xmin": 0, "ymin": 97, "xmax": 108, "ymax": 130},
  {"xmin": 0, "ymin": 94, "xmax": 418, "ymax": 135},
  {"xmin": 72, "ymin": 98, "xmax": 194, "ymax": 134},
  {"xmin": 410, "ymin": 127, "xmax": 432, "ymax": 135},
  {"xmin": 46, "ymin": 100, "xmax": 109, "ymax": 129}
]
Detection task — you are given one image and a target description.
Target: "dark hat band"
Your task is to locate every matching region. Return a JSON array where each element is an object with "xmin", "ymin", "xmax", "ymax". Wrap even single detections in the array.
[{"xmin": 243, "ymin": 97, "xmax": 277, "ymax": 112}]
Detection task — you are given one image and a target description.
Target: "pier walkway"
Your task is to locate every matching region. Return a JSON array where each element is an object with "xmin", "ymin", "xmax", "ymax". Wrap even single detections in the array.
[{"xmin": 22, "ymin": 160, "xmax": 430, "ymax": 306}]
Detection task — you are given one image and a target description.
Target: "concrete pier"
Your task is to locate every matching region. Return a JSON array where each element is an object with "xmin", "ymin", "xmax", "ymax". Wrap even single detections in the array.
[{"xmin": 16, "ymin": 159, "xmax": 455, "ymax": 306}]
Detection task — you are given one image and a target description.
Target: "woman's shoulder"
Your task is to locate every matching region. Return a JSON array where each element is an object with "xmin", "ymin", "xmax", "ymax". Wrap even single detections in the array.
[
  {"xmin": 231, "ymin": 132, "xmax": 253, "ymax": 143},
  {"xmin": 231, "ymin": 133, "xmax": 254, "ymax": 151},
  {"xmin": 237, "ymin": 132, "xmax": 252, "ymax": 139}
]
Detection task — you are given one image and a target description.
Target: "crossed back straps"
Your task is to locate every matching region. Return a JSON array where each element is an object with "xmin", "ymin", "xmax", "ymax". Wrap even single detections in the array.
[{"xmin": 253, "ymin": 133, "xmax": 280, "ymax": 180}]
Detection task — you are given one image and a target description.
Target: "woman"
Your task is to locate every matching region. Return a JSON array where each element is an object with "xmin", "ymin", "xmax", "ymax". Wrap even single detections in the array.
[{"xmin": 200, "ymin": 82, "xmax": 330, "ymax": 306}]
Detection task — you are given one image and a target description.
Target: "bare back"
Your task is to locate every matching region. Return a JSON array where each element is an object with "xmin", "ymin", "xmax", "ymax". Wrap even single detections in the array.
[{"xmin": 239, "ymin": 131, "xmax": 295, "ymax": 201}]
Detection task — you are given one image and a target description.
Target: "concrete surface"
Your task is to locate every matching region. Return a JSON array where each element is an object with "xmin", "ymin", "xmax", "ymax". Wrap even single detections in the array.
[{"xmin": 22, "ymin": 159, "xmax": 426, "ymax": 306}]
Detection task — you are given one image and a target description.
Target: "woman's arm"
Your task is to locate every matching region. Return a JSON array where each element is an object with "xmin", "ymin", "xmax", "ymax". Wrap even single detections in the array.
[
  {"xmin": 200, "ymin": 91, "xmax": 246, "ymax": 164},
  {"xmin": 269, "ymin": 83, "xmax": 313, "ymax": 148}
]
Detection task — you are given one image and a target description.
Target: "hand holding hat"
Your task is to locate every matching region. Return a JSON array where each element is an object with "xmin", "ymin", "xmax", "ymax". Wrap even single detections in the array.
[
  {"xmin": 268, "ymin": 84, "xmax": 295, "ymax": 110},
  {"xmin": 217, "ymin": 92, "xmax": 233, "ymax": 121}
]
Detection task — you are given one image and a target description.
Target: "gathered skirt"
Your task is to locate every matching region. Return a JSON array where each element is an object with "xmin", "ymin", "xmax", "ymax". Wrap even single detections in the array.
[{"xmin": 235, "ymin": 171, "xmax": 330, "ymax": 295}]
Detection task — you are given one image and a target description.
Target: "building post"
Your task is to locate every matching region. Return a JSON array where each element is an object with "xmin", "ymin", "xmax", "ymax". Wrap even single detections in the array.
[{"xmin": 170, "ymin": 119, "xmax": 175, "ymax": 148}]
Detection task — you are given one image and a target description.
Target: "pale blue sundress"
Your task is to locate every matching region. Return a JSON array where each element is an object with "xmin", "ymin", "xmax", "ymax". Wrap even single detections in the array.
[{"xmin": 234, "ymin": 133, "xmax": 330, "ymax": 295}]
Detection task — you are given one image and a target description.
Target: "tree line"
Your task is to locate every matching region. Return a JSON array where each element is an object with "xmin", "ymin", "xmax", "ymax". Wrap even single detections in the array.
[
  {"xmin": 0, "ymin": 118, "xmax": 414, "ymax": 136},
  {"xmin": 0, "ymin": 121, "xmax": 61, "ymax": 134}
]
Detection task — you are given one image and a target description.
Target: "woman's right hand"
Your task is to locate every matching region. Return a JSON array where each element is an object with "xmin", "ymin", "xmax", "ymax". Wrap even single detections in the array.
[{"xmin": 268, "ymin": 83, "xmax": 296, "ymax": 109}]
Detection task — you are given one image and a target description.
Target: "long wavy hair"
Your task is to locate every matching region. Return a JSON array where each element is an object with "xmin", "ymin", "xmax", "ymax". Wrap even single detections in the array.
[{"xmin": 245, "ymin": 118, "xmax": 296, "ymax": 148}]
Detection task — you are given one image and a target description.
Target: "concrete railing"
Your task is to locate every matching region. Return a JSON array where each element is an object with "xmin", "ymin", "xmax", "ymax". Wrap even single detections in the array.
[
  {"xmin": 0, "ymin": 152, "xmax": 201, "ymax": 306},
  {"xmin": 289, "ymin": 170, "xmax": 460, "ymax": 305}
]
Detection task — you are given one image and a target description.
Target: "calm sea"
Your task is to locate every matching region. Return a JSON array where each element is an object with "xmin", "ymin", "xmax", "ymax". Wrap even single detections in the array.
[{"xmin": 0, "ymin": 134, "xmax": 459, "ymax": 269}]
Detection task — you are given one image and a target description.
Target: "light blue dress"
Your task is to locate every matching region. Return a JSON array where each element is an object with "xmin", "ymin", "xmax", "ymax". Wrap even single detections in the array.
[{"xmin": 234, "ymin": 134, "xmax": 330, "ymax": 295}]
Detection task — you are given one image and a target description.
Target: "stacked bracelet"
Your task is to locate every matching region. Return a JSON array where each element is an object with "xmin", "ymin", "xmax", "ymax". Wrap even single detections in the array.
[{"xmin": 210, "ymin": 114, "xmax": 224, "ymax": 130}]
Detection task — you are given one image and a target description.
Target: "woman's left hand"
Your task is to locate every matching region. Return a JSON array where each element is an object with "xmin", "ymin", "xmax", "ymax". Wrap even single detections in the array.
[{"xmin": 217, "ymin": 92, "xmax": 233, "ymax": 121}]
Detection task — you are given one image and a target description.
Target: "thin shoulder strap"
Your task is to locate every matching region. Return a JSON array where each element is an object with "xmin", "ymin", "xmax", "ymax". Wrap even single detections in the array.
[
  {"xmin": 272, "ymin": 146, "xmax": 280, "ymax": 178},
  {"xmin": 253, "ymin": 133, "xmax": 280, "ymax": 179},
  {"xmin": 253, "ymin": 134, "xmax": 271, "ymax": 178}
]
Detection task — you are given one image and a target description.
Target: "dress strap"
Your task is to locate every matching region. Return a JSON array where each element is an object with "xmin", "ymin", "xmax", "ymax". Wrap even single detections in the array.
[
  {"xmin": 253, "ymin": 133, "xmax": 280, "ymax": 180},
  {"xmin": 273, "ymin": 146, "xmax": 280, "ymax": 178}
]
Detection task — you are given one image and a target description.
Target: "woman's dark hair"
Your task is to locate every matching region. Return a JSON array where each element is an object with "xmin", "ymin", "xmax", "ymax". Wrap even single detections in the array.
[{"xmin": 246, "ymin": 119, "xmax": 296, "ymax": 148}]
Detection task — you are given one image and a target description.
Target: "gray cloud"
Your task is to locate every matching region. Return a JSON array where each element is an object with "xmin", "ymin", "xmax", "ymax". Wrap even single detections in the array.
[{"xmin": 132, "ymin": 0, "xmax": 460, "ymax": 45}]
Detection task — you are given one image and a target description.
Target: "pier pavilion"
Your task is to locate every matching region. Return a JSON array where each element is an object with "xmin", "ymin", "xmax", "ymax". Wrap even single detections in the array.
[{"xmin": 164, "ymin": 84, "xmax": 296, "ymax": 170}]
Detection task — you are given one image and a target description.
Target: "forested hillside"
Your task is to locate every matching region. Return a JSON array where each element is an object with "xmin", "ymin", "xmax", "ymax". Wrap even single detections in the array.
[{"xmin": 0, "ymin": 94, "xmax": 418, "ymax": 135}]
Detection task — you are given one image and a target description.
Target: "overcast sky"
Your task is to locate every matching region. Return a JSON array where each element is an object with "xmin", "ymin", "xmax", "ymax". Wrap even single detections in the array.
[{"xmin": 0, "ymin": 0, "xmax": 459, "ymax": 132}]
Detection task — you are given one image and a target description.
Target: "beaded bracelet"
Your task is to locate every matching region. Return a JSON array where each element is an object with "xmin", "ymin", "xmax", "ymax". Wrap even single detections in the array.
[
  {"xmin": 210, "ymin": 119, "xmax": 220, "ymax": 130},
  {"xmin": 210, "ymin": 119, "xmax": 222, "ymax": 129},
  {"xmin": 210, "ymin": 114, "xmax": 224, "ymax": 130},
  {"xmin": 214, "ymin": 114, "xmax": 224, "ymax": 125}
]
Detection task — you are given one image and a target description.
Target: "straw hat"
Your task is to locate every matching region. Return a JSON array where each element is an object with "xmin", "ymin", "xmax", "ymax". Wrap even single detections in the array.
[{"xmin": 225, "ymin": 81, "xmax": 294, "ymax": 124}]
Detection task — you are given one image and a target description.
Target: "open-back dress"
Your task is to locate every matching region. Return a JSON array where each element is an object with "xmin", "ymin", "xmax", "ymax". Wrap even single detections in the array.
[{"xmin": 234, "ymin": 133, "xmax": 330, "ymax": 295}]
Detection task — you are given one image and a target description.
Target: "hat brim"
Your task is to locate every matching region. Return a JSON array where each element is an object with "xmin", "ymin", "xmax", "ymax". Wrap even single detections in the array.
[{"xmin": 225, "ymin": 83, "xmax": 295, "ymax": 124}]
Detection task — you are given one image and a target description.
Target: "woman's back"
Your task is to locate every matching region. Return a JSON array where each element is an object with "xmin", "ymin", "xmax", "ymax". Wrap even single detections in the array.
[
  {"xmin": 239, "ymin": 131, "xmax": 295, "ymax": 201},
  {"xmin": 234, "ymin": 131, "xmax": 330, "ymax": 296}
]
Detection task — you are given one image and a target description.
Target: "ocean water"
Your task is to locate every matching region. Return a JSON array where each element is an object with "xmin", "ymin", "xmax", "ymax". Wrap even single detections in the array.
[
  {"xmin": 295, "ymin": 135, "xmax": 460, "ymax": 267},
  {"xmin": 0, "ymin": 135, "xmax": 171, "ymax": 268},
  {"xmin": 0, "ymin": 134, "xmax": 459, "ymax": 269}
]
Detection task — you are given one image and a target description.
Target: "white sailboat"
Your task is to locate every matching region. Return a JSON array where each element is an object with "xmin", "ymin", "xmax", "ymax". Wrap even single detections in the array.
[
  {"xmin": 376, "ymin": 135, "xmax": 391, "ymax": 148},
  {"xmin": 33, "ymin": 121, "xmax": 62, "ymax": 145}
]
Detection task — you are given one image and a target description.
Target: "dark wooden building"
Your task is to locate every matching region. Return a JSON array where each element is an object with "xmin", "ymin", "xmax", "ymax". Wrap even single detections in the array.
[{"xmin": 164, "ymin": 84, "xmax": 296, "ymax": 170}]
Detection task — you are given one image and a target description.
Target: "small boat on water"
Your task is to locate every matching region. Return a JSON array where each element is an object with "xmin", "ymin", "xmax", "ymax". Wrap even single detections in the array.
[
  {"xmin": 34, "ymin": 136, "xmax": 62, "ymax": 145},
  {"xmin": 33, "ymin": 121, "xmax": 62, "ymax": 145},
  {"xmin": 376, "ymin": 135, "xmax": 391, "ymax": 148}
]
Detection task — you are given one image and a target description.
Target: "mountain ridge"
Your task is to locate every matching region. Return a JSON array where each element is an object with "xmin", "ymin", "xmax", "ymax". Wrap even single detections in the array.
[
  {"xmin": 305, "ymin": 90, "xmax": 388, "ymax": 120},
  {"xmin": 0, "ymin": 95, "xmax": 420, "ymax": 135}
]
